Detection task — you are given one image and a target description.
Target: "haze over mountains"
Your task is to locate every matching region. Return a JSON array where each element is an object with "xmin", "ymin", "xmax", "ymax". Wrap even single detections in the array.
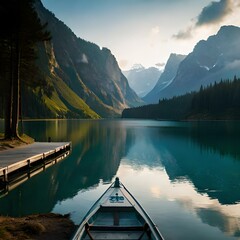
[
  {"xmin": 144, "ymin": 25, "xmax": 240, "ymax": 104},
  {"xmin": 143, "ymin": 54, "xmax": 186, "ymax": 103},
  {"xmin": 8, "ymin": 1, "xmax": 240, "ymax": 119},
  {"xmin": 23, "ymin": 1, "xmax": 143, "ymax": 119},
  {"xmin": 123, "ymin": 65, "xmax": 162, "ymax": 97}
]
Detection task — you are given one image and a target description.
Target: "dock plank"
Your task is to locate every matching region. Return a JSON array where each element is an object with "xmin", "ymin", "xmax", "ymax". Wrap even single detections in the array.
[{"xmin": 0, "ymin": 142, "xmax": 70, "ymax": 176}]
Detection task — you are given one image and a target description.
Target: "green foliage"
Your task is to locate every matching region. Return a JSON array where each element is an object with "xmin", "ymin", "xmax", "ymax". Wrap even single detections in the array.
[
  {"xmin": 122, "ymin": 76, "xmax": 240, "ymax": 120},
  {"xmin": 21, "ymin": 85, "xmax": 55, "ymax": 118},
  {"xmin": 52, "ymin": 75, "xmax": 100, "ymax": 118},
  {"xmin": 0, "ymin": 0, "xmax": 51, "ymax": 88},
  {"xmin": 21, "ymin": 76, "xmax": 100, "ymax": 119},
  {"xmin": 0, "ymin": 0, "xmax": 51, "ymax": 138}
]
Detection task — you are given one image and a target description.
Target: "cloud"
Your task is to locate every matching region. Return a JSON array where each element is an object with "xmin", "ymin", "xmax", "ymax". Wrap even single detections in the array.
[
  {"xmin": 196, "ymin": 0, "xmax": 232, "ymax": 26},
  {"xmin": 172, "ymin": 26, "xmax": 193, "ymax": 40},
  {"xmin": 81, "ymin": 53, "xmax": 88, "ymax": 64},
  {"xmin": 77, "ymin": 53, "xmax": 88, "ymax": 64},
  {"xmin": 155, "ymin": 62, "xmax": 165, "ymax": 68},
  {"xmin": 226, "ymin": 59, "xmax": 240, "ymax": 70},
  {"xmin": 172, "ymin": 0, "xmax": 240, "ymax": 41}
]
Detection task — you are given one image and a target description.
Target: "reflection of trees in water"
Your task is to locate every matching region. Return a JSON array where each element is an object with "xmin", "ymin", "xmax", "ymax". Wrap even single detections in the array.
[
  {"xmin": 109, "ymin": 122, "xmax": 240, "ymax": 238},
  {"xmin": 189, "ymin": 121, "xmax": 240, "ymax": 161},
  {"xmin": 1, "ymin": 119, "xmax": 240, "ymax": 239},
  {"xmin": 140, "ymin": 124, "xmax": 240, "ymax": 238},
  {"xmin": 154, "ymin": 124, "xmax": 240, "ymax": 205},
  {"xmin": 0, "ymin": 120, "xmax": 129, "ymax": 216}
]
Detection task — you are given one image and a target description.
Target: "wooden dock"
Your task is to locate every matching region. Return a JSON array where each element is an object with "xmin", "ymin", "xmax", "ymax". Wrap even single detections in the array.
[{"xmin": 0, "ymin": 142, "xmax": 71, "ymax": 185}]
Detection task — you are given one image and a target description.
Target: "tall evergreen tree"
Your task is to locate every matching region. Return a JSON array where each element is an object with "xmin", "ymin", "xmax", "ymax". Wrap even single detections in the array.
[{"xmin": 0, "ymin": 0, "xmax": 50, "ymax": 139}]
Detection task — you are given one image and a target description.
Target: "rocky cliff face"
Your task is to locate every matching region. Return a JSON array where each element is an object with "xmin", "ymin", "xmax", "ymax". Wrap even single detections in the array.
[
  {"xmin": 143, "ymin": 54, "xmax": 186, "ymax": 103},
  {"xmin": 154, "ymin": 25, "xmax": 240, "ymax": 100},
  {"xmin": 30, "ymin": 1, "xmax": 142, "ymax": 118}
]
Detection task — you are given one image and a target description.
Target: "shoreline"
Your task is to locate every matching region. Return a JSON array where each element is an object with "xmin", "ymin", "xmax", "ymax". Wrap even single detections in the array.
[
  {"xmin": 0, "ymin": 213, "xmax": 76, "ymax": 240},
  {"xmin": 0, "ymin": 134, "xmax": 34, "ymax": 152},
  {"xmin": 0, "ymin": 140, "xmax": 28, "ymax": 152},
  {"xmin": 0, "ymin": 139, "xmax": 76, "ymax": 239}
]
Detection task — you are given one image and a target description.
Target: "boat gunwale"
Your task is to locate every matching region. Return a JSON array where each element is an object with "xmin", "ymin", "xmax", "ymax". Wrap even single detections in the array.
[
  {"xmin": 71, "ymin": 183, "xmax": 113, "ymax": 239},
  {"xmin": 120, "ymin": 182, "xmax": 164, "ymax": 240},
  {"xmin": 71, "ymin": 179, "xmax": 164, "ymax": 240}
]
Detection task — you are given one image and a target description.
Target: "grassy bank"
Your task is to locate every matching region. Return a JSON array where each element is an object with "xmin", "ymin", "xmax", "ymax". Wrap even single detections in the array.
[
  {"xmin": 0, "ymin": 134, "xmax": 34, "ymax": 151},
  {"xmin": 0, "ymin": 213, "xmax": 76, "ymax": 240}
]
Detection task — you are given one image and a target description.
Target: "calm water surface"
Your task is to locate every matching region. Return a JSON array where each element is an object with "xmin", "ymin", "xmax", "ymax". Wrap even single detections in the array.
[{"xmin": 0, "ymin": 119, "xmax": 240, "ymax": 240}]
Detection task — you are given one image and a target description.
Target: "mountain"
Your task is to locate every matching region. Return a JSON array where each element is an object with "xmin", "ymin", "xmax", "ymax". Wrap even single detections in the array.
[
  {"xmin": 122, "ymin": 76, "xmax": 240, "ymax": 120},
  {"xmin": 123, "ymin": 65, "xmax": 162, "ymax": 97},
  {"xmin": 23, "ymin": 1, "xmax": 143, "ymax": 119},
  {"xmin": 153, "ymin": 25, "xmax": 240, "ymax": 100},
  {"xmin": 143, "ymin": 54, "xmax": 186, "ymax": 103}
]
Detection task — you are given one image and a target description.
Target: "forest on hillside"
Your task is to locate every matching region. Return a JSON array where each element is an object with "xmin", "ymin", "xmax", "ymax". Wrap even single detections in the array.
[{"xmin": 122, "ymin": 76, "xmax": 240, "ymax": 120}]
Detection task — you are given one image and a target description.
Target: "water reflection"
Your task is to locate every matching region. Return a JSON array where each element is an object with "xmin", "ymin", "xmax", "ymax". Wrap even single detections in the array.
[
  {"xmin": 117, "ymin": 165, "xmax": 240, "ymax": 239},
  {"xmin": 117, "ymin": 121, "xmax": 240, "ymax": 239},
  {"xmin": 154, "ymin": 124, "xmax": 240, "ymax": 205},
  {"xmin": 0, "ymin": 120, "xmax": 127, "ymax": 215},
  {"xmin": 0, "ymin": 120, "xmax": 239, "ymax": 239}
]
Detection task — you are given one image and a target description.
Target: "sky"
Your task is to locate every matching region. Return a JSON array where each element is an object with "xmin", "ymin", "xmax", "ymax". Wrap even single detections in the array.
[{"xmin": 41, "ymin": 0, "xmax": 240, "ymax": 70}]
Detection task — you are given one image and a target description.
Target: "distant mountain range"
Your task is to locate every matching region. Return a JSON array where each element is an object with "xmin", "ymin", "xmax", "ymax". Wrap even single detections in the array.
[
  {"xmin": 22, "ymin": 1, "xmax": 143, "ymax": 119},
  {"xmin": 123, "ymin": 65, "xmax": 162, "ymax": 97},
  {"xmin": 143, "ymin": 25, "xmax": 240, "ymax": 104},
  {"xmin": 143, "ymin": 54, "xmax": 186, "ymax": 103}
]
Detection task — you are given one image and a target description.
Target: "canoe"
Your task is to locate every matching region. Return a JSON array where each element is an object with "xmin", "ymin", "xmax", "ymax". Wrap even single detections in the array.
[{"xmin": 72, "ymin": 177, "xmax": 164, "ymax": 240}]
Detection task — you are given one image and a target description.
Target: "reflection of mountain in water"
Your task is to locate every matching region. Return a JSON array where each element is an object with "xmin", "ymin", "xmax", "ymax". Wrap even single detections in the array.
[
  {"xmin": 121, "ymin": 122, "xmax": 240, "ymax": 205},
  {"xmin": 1, "ymin": 119, "xmax": 240, "ymax": 227},
  {"xmin": 154, "ymin": 123, "xmax": 240, "ymax": 205},
  {"xmin": 120, "ymin": 122, "xmax": 240, "ymax": 238},
  {"xmin": 122, "ymin": 127, "xmax": 164, "ymax": 169},
  {"xmin": 0, "ymin": 120, "xmax": 128, "ymax": 216}
]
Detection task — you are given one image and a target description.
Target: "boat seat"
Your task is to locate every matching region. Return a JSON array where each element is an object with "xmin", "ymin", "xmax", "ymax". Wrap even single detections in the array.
[
  {"xmin": 88, "ymin": 225, "xmax": 146, "ymax": 231},
  {"xmin": 84, "ymin": 223, "xmax": 151, "ymax": 240},
  {"xmin": 95, "ymin": 206, "xmax": 143, "ymax": 227}
]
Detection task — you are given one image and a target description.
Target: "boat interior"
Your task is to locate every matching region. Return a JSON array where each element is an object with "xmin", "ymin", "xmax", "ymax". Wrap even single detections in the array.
[{"xmin": 81, "ymin": 206, "xmax": 154, "ymax": 240}]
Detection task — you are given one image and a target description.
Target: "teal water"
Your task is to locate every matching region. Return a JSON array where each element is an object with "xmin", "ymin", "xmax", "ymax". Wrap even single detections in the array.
[{"xmin": 0, "ymin": 119, "xmax": 240, "ymax": 239}]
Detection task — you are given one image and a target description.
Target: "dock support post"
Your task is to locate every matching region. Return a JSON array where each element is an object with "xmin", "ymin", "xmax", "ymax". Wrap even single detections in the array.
[
  {"xmin": 4, "ymin": 183, "xmax": 9, "ymax": 192},
  {"xmin": 3, "ymin": 169, "xmax": 8, "ymax": 183},
  {"xmin": 54, "ymin": 150, "xmax": 57, "ymax": 163},
  {"xmin": 27, "ymin": 160, "xmax": 31, "ymax": 179},
  {"xmin": 27, "ymin": 159, "xmax": 31, "ymax": 168}
]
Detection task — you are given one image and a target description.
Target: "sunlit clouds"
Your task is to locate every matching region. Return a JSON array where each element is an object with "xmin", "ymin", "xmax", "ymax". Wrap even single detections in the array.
[
  {"xmin": 42, "ymin": 0, "xmax": 240, "ymax": 70},
  {"xmin": 196, "ymin": 0, "xmax": 233, "ymax": 26},
  {"xmin": 174, "ymin": 0, "xmax": 240, "ymax": 42}
]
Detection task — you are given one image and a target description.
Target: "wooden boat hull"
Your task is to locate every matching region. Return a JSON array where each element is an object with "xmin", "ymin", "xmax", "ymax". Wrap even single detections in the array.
[{"xmin": 72, "ymin": 178, "xmax": 164, "ymax": 240}]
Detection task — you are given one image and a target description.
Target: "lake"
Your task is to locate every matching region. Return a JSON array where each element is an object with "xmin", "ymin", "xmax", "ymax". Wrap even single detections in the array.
[{"xmin": 0, "ymin": 119, "xmax": 240, "ymax": 239}]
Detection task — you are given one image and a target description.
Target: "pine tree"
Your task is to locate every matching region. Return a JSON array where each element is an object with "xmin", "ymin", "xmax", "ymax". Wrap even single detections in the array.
[{"xmin": 0, "ymin": 0, "xmax": 50, "ymax": 139}]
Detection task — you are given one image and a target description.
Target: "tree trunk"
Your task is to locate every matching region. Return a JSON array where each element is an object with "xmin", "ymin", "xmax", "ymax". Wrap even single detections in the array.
[
  {"xmin": 4, "ymin": 80, "xmax": 12, "ymax": 139},
  {"xmin": 11, "ymin": 36, "xmax": 20, "ymax": 138},
  {"xmin": 4, "ymin": 33, "xmax": 21, "ymax": 139},
  {"xmin": 4, "ymin": 37, "xmax": 14, "ymax": 139}
]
